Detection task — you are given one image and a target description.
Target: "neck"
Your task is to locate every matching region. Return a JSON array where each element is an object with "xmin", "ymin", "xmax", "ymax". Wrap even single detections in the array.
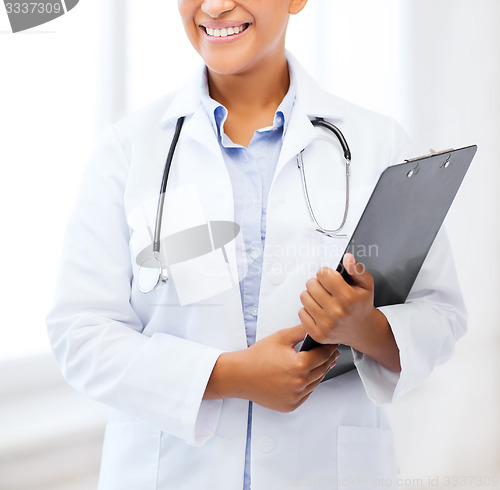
[
  {"xmin": 207, "ymin": 58, "xmax": 290, "ymax": 111},
  {"xmin": 206, "ymin": 56, "xmax": 290, "ymax": 146}
]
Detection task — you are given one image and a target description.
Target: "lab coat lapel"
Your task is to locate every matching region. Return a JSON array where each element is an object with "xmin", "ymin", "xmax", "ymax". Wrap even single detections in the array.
[
  {"xmin": 156, "ymin": 66, "xmax": 247, "ymax": 348},
  {"xmin": 158, "ymin": 65, "xmax": 233, "ymax": 219},
  {"xmin": 160, "ymin": 66, "xmax": 223, "ymax": 161},
  {"xmin": 272, "ymin": 53, "xmax": 346, "ymax": 187},
  {"xmin": 273, "ymin": 104, "xmax": 316, "ymax": 185},
  {"xmin": 178, "ymin": 112, "xmax": 247, "ymax": 349},
  {"xmin": 182, "ymin": 107, "xmax": 223, "ymax": 161}
]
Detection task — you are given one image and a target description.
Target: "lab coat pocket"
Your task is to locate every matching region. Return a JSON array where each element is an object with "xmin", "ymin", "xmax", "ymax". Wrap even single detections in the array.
[
  {"xmin": 338, "ymin": 425, "xmax": 398, "ymax": 490},
  {"xmin": 98, "ymin": 420, "xmax": 161, "ymax": 490}
]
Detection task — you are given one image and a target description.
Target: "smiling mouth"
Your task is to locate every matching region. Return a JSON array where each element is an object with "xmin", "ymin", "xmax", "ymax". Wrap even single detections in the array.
[{"xmin": 202, "ymin": 23, "xmax": 250, "ymax": 38}]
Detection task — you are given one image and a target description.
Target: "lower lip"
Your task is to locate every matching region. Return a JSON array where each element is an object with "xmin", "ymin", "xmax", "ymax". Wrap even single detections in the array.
[{"xmin": 201, "ymin": 25, "xmax": 250, "ymax": 44}]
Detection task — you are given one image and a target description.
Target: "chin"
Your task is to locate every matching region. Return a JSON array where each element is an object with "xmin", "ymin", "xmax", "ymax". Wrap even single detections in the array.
[{"xmin": 204, "ymin": 56, "xmax": 253, "ymax": 77}]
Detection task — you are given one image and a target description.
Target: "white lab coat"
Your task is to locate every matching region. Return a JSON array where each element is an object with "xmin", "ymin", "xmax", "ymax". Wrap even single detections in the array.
[{"xmin": 46, "ymin": 54, "xmax": 466, "ymax": 490}]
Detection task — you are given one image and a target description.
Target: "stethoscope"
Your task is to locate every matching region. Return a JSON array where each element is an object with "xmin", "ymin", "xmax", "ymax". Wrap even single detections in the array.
[{"xmin": 137, "ymin": 116, "xmax": 351, "ymax": 294}]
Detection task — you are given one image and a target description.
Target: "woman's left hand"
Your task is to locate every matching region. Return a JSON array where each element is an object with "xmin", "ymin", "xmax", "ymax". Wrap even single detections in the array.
[
  {"xmin": 298, "ymin": 253, "xmax": 401, "ymax": 372},
  {"xmin": 298, "ymin": 253, "xmax": 374, "ymax": 347}
]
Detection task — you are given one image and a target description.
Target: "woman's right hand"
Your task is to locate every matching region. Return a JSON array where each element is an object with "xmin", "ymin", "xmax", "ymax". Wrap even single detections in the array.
[{"xmin": 204, "ymin": 325, "xmax": 339, "ymax": 413}]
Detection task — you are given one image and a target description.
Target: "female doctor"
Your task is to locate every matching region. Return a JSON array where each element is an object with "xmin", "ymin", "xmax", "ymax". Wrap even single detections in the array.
[{"xmin": 47, "ymin": 1, "xmax": 467, "ymax": 489}]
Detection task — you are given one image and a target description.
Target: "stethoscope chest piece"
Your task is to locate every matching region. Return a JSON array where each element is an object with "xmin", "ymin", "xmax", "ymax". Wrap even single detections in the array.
[{"xmin": 137, "ymin": 254, "xmax": 168, "ymax": 294}]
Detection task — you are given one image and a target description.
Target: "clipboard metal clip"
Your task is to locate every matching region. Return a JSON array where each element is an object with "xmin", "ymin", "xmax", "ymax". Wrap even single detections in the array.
[{"xmin": 405, "ymin": 148, "xmax": 455, "ymax": 164}]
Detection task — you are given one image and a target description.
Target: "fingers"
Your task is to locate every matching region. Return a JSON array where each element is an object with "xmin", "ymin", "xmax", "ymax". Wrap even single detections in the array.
[
  {"xmin": 299, "ymin": 273, "xmax": 349, "ymax": 344},
  {"xmin": 297, "ymin": 349, "xmax": 340, "ymax": 403},
  {"xmin": 312, "ymin": 256, "xmax": 374, "ymax": 297},
  {"xmin": 278, "ymin": 324, "xmax": 308, "ymax": 347},
  {"xmin": 277, "ymin": 345, "xmax": 339, "ymax": 412},
  {"xmin": 297, "ymin": 374, "xmax": 325, "ymax": 407},
  {"xmin": 300, "ymin": 274, "xmax": 348, "ymax": 319},
  {"xmin": 298, "ymin": 304, "xmax": 316, "ymax": 334},
  {"xmin": 309, "ymin": 349, "xmax": 338, "ymax": 379},
  {"xmin": 313, "ymin": 267, "xmax": 347, "ymax": 298},
  {"xmin": 302, "ymin": 277, "xmax": 330, "ymax": 307},
  {"xmin": 298, "ymin": 343, "xmax": 338, "ymax": 372},
  {"xmin": 312, "ymin": 269, "xmax": 355, "ymax": 312}
]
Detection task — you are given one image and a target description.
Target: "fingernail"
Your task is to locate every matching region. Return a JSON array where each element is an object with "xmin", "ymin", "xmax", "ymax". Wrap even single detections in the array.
[{"xmin": 330, "ymin": 361, "xmax": 336, "ymax": 368}]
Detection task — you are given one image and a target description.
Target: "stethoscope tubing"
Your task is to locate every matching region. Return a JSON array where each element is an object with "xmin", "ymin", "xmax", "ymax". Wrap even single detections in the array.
[
  {"xmin": 310, "ymin": 117, "xmax": 351, "ymax": 161},
  {"xmin": 141, "ymin": 115, "xmax": 351, "ymax": 293},
  {"xmin": 297, "ymin": 118, "xmax": 351, "ymax": 237},
  {"xmin": 153, "ymin": 116, "xmax": 185, "ymax": 254}
]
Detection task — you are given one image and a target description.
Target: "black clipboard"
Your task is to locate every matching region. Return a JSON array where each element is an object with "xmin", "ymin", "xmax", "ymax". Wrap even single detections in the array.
[{"xmin": 300, "ymin": 145, "xmax": 478, "ymax": 381}]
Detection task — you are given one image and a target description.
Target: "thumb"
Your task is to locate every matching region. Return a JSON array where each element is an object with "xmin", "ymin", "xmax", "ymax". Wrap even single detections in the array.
[
  {"xmin": 343, "ymin": 253, "xmax": 373, "ymax": 291},
  {"xmin": 279, "ymin": 325, "xmax": 308, "ymax": 347}
]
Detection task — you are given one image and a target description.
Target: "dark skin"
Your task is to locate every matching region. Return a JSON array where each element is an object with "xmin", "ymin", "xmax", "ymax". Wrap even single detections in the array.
[
  {"xmin": 299, "ymin": 254, "xmax": 401, "ymax": 373},
  {"xmin": 207, "ymin": 59, "xmax": 290, "ymax": 147},
  {"xmin": 179, "ymin": 0, "xmax": 400, "ymax": 411},
  {"xmin": 205, "ymin": 255, "xmax": 400, "ymax": 412}
]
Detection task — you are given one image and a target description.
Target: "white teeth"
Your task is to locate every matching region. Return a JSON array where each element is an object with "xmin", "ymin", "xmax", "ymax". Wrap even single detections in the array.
[{"xmin": 205, "ymin": 25, "xmax": 246, "ymax": 37}]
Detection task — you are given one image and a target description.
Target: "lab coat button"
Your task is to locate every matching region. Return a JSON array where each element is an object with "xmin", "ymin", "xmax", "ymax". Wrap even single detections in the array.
[
  {"xmin": 269, "ymin": 265, "xmax": 286, "ymax": 285},
  {"xmin": 251, "ymin": 305, "xmax": 258, "ymax": 317},
  {"xmin": 258, "ymin": 437, "xmax": 274, "ymax": 454}
]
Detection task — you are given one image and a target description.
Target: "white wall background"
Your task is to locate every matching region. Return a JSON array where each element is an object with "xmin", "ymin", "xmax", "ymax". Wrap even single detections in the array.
[
  {"xmin": 388, "ymin": 2, "xmax": 500, "ymax": 485},
  {"xmin": 0, "ymin": 1, "xmax": 498, "ymax": 488}
]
